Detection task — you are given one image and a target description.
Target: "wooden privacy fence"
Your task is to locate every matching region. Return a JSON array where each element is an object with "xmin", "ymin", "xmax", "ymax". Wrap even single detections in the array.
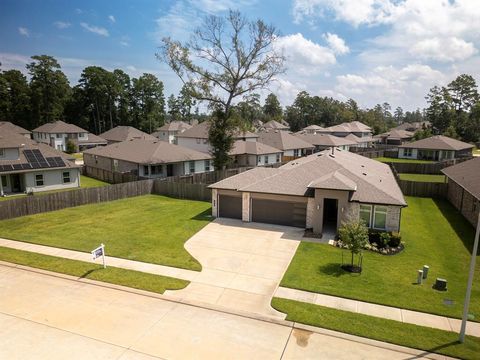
[
  {"xmin": 398, "ymin": 180, "xmax": 447, "ymax": 198},
  {"xmin": 389, "ymin": 157, "xmax": 472, "ymax": 175},
  {"xmin": 152, "ymin": 181, "xmax": 210, "ymax": 201},
  {"xmin": 0, "ymin": 180, "xmax": 154, "ymax": 221},
  {"xmin": 83, "ymin": 166, "xmax": 141, "ymax": 184}
]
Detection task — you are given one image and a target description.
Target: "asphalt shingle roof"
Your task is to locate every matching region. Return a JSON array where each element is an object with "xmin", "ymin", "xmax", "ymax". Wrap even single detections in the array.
[
  {"xmin": 441, "ymin": 157, "xmax": 480, "ymax": 200},
  {"xmin": 295, "ymin": 133, "xmax": 357, "ymax": 147},
  {"xmin": 229, "ymin": 140, "xmax": 282, "ymax": 156},
  {"xmin": 100, "ymin": 126, "xmax": 156, "ymax": 142},
  {"xmin": 398, "ymin": 135, "xmax": 474, "ymax": 151},
  {"xmin": 0, "ymin": 121, "xmax": 31, "ymax": 135},
  {"xmin": 210, "ymin": 148, "xmax": 406, "ymax": 206},
  {"xmin": 33, "ymin": 120, "xmax": 88, "ymax": 134},
  {"xmin": 257, "ymin": 130, "xmax": 314, "ymax": 151}
]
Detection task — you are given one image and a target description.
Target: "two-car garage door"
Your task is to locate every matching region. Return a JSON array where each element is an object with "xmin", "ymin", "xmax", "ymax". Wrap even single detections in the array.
[{"xmin": 251, "ymin": 198, "xmax": 306, "ymax": 228}]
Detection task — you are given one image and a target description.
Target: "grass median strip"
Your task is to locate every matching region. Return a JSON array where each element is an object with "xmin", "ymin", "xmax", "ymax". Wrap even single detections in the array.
[
  {"xmin": 272, "ymin": 298, "xmax": 480, "ymax": 360},
  {"xmin": 0, "ymin": 246, "xmax": 189, "ymax": 294}
]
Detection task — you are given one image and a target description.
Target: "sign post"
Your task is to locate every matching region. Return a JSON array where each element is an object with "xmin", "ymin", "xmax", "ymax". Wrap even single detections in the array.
[
  {"xmin": 459, "ymin": 212, "xmax": 480, "ymax": 343},
  {"xmin": 91, "ymin": 243, "xmax": 106, "ymax": 269}
]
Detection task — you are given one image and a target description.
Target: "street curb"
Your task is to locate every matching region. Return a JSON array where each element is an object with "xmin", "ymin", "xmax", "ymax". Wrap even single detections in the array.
[{"xmin": 0, "ymin": 261, "xmax": 457, "ymax": 359}]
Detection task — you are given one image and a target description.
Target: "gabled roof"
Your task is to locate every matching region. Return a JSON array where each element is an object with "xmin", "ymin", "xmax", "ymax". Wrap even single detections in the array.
[
  {"xmin": 303, "ymin": 124, "xmax": 324, "ymax": 131},
  {"xmin": 32, "ymin": 120, "xmax": 87, "ymax": 134},
  {"xmin": 155, "ymin": 121, "xmax": 192, "ymax": 132},
  {"xmin": 257, "ymin": 130, "xmax": 314, "ymax": 151},
  {"xmin": 295, "ymin": 133, "xmax": 357, "ymax": 147},
  {"xmin": 263, "ymin": 120, "xmax": 290, "ymax": 130},
  {"xmin": 394, "ymin": 121, "xmax": 430, "ymax": 132},
  {"xmin": 321, "ymin": 121, "xmax": 372, "ymax": 133},
  {"xmin": 441, "ymin": 157, "xmax": 480, "ymax": 200},
  {"xmin": 229, "ymin": 140, "xmax": 282, "ymax": 156},
  {"xmin": 0, "ymin": 129, "xmax": 78, "ymax": 173},
  {"xmin": 399, "ymin": 135, "xmax": 474, "ymax": 151},
  {"xmin": 100, "ymin": 126, "xmax": 156, "ymax": 142},
  {"xmin": 376, "ymin": 129, "xmax": 414, "ymax": 140},
  {"xmin": 78, "ymin": 133, "xmax": 107, "ymax": 145},
  {"xmin": 210, "ymin": 149, "xmax": 406, "ymax": 206},
  {"xmin": 84, "ymin": 138, "xmax": 212, "ymax": 164},
  {"xmin": 0, "ymin": 121, "xmax": 31, "ymax": 135},
  {"xmin": 308, "ymin": 171, "xmax": 357, "ymax": 191},
  {"xmin": 176, "ymin": 121, "xmax": 258, "ymax": 139}
]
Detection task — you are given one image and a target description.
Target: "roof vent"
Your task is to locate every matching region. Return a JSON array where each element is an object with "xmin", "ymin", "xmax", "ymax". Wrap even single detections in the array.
[{"xmin": 362, "ymin": 172, "xmax": 367, "ymax": 176}]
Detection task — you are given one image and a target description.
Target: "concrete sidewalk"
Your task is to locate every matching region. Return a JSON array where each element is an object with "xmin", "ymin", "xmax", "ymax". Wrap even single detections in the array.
[
  {"xmin": 0, "ymin": 237, "xmax": 198, "ymax": 282},
  {"xmin": 275, "ymin": 287, "xmax": 480, "ymax": 337}
]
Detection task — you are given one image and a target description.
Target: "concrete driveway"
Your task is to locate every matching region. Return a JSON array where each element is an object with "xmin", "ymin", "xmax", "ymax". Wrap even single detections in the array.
[{"xmin": 165, "ymin": 218, "xmax": 303, "ymax": 319}]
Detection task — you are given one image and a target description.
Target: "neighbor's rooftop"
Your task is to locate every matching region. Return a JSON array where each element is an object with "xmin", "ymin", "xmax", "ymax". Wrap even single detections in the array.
[{"xmin": 399, "ymin": 135, "xmax": 474, "ymax": 151}]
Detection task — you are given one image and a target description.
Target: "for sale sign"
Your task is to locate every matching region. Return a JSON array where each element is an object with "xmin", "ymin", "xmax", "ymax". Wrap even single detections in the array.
[{"xmin": 91, "ymin": 244, "xmax": 106, "ymax": 268}]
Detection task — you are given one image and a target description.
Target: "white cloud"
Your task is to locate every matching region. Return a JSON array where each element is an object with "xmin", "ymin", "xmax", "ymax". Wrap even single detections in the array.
[
  {"xmin": 323, "ymin": 32, "xmax": 349, "ymax": 55},
  {"xmin": 335, "ymin": 64, "xmax": 446, "ymax": 108},
  {"xmin": 53, "ymin": 21, "xmax": 71, "ymax": 29},
  {"xmin": 292, "ymin": 0, "xmax": 397, "ymax": 27},
  {"xmin": 274, "ymin": 33, "xmax": 336, "ymax": 75},
  {"xmin": 75, "ymin": 8, "xmax": 83, "ymax": 15},
  {"xmin": 186, "ymin": 0, "xmax": 256, "ymax": 14},
  {"xmin": 18, "ymin": 27, "xmax": 30, "ymax": 37},
  {"xmin": 108, "ymin": 15, "xmax": 116, "ymax": 23},
  {"xmin": 80, "ymin": 22, "xmax": 109, "ymax": 37},
  {"xmin": 409, "ymin": 37, "xmax": 477, "ymax": 62}
]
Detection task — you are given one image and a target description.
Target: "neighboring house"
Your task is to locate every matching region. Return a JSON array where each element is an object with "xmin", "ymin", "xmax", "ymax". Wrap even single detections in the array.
[
  {"xmin": 176, "ymin": 121, "xmax": 258, "ymax": 153},
  {"xmin": 442, "ymin": 157, "xmax": 480, "ymax": 227},
  {"xmin": 319, "ymin": 121, "xmax": 372, "ymax": 138},
  {"xmin": 84, "ymin": 138, "xmax": 214, "ymax": 178},
  {"xmin": 398, "ymin": 135, "xmax": 474, "ymax": 161},
  {"xmin": 301, "ymin": 124, "xmax": 324, "ymax": 134},
  {"xmin": 374, "ymin": 129, "xmax": 414, "ymax": 145},
  {"xmin": 394, "ymin": 121, "xmax": 430, "ymax": 132},
  {"xmin": 210, "ymin": 148, "xmax": 406, "ymax": 235},
  {"xmin": 229, "ymin": 140, "xmax": 283, "ymax": 167},
  {"xmin": 295, "ymin": 133, "xmax": 357, "ymax": 152},
  {"xmin": 257, "ymin": 130, "xmax": 314, "ymax": 160},
  {"xmin": 0, "ymin": 129, "xmax": 80, "ymax": 196},
  {"xmin": 152, "ymin": 121, "xmax": 192, "ymax": 144},
  {"xmin": 0, "ymin": 121, "xmax": 31, "ymax": 138},
  {"xmin": 32, "ymin": 120, "xmax": 107, "ymax": 152},
  {"xmin": 262, "ymin": 120, "xmax": 290, "ymax": 131},
  {"xmin": 99, "ymin": 126, "xmax": 156, "ymax": 144}
]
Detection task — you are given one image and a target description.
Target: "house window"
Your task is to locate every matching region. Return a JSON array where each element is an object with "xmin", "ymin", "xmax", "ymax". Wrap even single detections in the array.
[
  {"xmin": 35, "ymin": 174, "xmax": 44, "ymax": 186},
  {"xmin": 205, "ymin": 160, "xmax": 210, "ymax": 171},
  {"xmin": 94, "ymin": 155, "xmax": 98, "ymax": 164},
  {"xmin": 264, "ymin": 155, "xmax": 269, "ymax": 164},
  {"xmin": 257, "ymin": 157, "xmax": 261, "ymax": 164},
  {"xmin": 203, "ymin": 139, "xmax": 208, "ymax": 144},
  {"xmin": 359, "ymin": 204, "xmax": 372, "ymax": 227},
  {"xmin": 189, "ymin": 161, "xmax": 195, "ymax": 173},
  {"xmin": 373, "ymin": 206, "xmax": 388, "ymax": 230},
  {"xmin": 276, "ymin": 154, "xmax": 281, "ymax": 163},
  {"xmin": 143, "ymin": 165, "xmax": 149, "ymax": 175},
  {"xmin": 113, "ymin": 159, "xmax": 119, "ymax": 171},
  {"xmin": 1, "ymin": 175, "xmax": 7, "ymax": 187},
  {"xmin": 293, "ymin": 149, "xmax": 299, "ymax": 157},
  {"xmin": 62, "ymin": 171, "xmax": 71, "ymax": 183},
  {"xmin": 196, "ymin": 138, "xmax": 201, "ymax": 144},
  {"xmin": 404, "ymin": 148, "xmax": 412, "ymax": 157},
  {"xmin": 0, "ymin": 148, "xmax": 4, "ymax": 157},
  {"xmin": 56, "ymin": 133, "xmax": 61, "ymax": 138}
]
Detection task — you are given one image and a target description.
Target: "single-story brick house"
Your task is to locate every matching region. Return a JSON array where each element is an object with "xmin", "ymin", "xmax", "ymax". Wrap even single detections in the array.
[
  {"xmin": 99, "ymin": 126, "xmax": 156, "ymax": 144},
  {"xmin": 398, "ymin": 135, "xmax": 473, "ymax": 161},
  {"xmin": 209, "ymin": 148, "xmax": 406, "ymax": 235},
  {"xmin": 294, "ymin": 133, "xmax": 357, "ymax": 152},
  {"xmin": 257, "ymin": 130, "xmax": 314, "ymax": 161},
  {"xmin": 84, "ymin": 138, "xmax": 214, "ymax": 178},
  {"xmin": 229, "ymin": 140, "xmax": 283, "ymax": 167},
  {"xmin": 441, "ymin": 157, "xmax": 480, "ymax": 227},
  {"xmin": 151, "ymin": 121, "xmax": 192, "ymax": 144},
  {"xmin": 374, "ymin": 129, "xmax": 414, "ymax": 145}
]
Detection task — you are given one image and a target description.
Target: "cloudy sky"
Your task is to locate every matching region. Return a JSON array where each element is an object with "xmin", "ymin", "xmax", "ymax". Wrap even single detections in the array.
[{"xmin": 1, "ymin": 0, "xmax": 479, "ymax": 111}]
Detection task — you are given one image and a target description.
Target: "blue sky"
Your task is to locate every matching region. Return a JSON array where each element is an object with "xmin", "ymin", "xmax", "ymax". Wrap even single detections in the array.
[{"xmin": 1, "ymin": 0, "xmax": 479, "ymax": 111}]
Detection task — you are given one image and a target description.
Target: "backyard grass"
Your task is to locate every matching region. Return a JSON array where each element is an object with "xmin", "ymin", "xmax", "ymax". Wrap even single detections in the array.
[
  {"xmin": 398, "ymin": 173, "xmax": 446, "ymax": 182},
  {"xmin": 79, "ymin": 175, "xmax": 109, "ymax": 187},
  {"xmin": 272, "ymin": 298, "xmax": 480, "ymax": 360},
  {"xmin": 0, "ymin": 246, "xmax": 188, "ymax": 293},
  {"xmin": 374, "ymin": 157, "xmax": 435, "ymax": 164},
  {"xmin": 280, "ymin": 197, "xmax": 479, "ymax": 320},
  {"xmin": 0, "ymin": 195, "xmax": 212, "ymax": 270}
]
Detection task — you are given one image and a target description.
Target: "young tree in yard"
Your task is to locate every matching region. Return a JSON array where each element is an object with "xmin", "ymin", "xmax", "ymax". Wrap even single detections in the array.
[
  {"xmin": 338, "ymin": 219, "xmax": 369, "ymax": 272},
  {"xmin": 159, "ymin": 10, "xmax": 285, "ymax": 169}
]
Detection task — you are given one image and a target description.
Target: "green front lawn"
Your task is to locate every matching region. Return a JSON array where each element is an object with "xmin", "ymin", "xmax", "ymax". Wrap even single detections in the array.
[
  {"xmin": 0, "ymin": 246, "xmax": 188, "ymax": 293},
  {"xmin": 0, "ymin": 195, "xmax": 212, "ymax": 270},
  {"xmin": 375, "ymin": 157, "xmax": 435, "ymax": 164},
  {"xmin": 399, "ymin": 173, "xmax": 446, "ymax": 183},
  {"xmin": 280, "ymin": 197, "xmax": 479, "ymax": 320},
  {"xmin": 272, "ymin": 298, "xmax": 480, "ymax": 360}
]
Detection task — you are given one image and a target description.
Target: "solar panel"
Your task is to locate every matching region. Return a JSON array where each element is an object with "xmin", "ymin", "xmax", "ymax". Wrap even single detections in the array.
[
  {"xmin": 24, "ymin": 149, "xmax": 37, "ymax": 162},
  {"xmin": 12, "ymin": 164, "xmax": 23, "ymax": 170},
  {"xmin": 30, "ymin": 162, "xmax": 41, "ymax": 169},
  {"xmin": 46, "ymin": 156, "xmax": 66, "ymax": 168},
  {"xmin": 21, "ymin": 163, "xmax": 32, "ymax": 170}
]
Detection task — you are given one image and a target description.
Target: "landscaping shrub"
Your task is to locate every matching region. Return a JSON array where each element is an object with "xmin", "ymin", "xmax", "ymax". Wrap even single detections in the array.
[
  {"xmin": 368, "ymin": 229, "xmax": 382, "ymax": 247},
  {"xmin": 389, "ymin": 232, "xmax": 402, "ymax": 247},
  {"xmin": 379, "ymin": 232, "xmax": 391, "ymax": 248}
]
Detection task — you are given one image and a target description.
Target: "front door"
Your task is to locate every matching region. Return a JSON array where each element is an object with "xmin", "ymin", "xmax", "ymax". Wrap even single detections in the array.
[
  {"xmin": 11, "ymin": 174, "xmax": 21, "ymax": 192},
  {"xmin": 323, "ymin": 198, "xmax": 338, "ymax": 230},
  {"xmin": 167, "ymin": 164, "xmax": 174, "ymax": 177}
]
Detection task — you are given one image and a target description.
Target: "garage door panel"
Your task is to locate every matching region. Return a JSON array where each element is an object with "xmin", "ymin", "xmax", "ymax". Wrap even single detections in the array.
[
  {"xmin": 218, "ymin": 195, "xmax": 242, "ymax": 219},
  {"xmin": 252, "ymin": 199, "xmax": 306, "ymax": 228}
]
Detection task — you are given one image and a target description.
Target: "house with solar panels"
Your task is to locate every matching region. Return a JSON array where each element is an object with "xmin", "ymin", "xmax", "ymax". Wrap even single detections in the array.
[{"xmin": 0, "ymin": 129, "xmax": 81, "ymax": 196}]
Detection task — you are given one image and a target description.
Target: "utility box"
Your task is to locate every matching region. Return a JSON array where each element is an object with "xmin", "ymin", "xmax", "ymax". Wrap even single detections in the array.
[
  {"xmin": 434, "ymin": 278, "xmax": 447, "ymax": 291},
  {"xmin": 417, "ymin": 270, "xmax": 423, "ymax": 284}
]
